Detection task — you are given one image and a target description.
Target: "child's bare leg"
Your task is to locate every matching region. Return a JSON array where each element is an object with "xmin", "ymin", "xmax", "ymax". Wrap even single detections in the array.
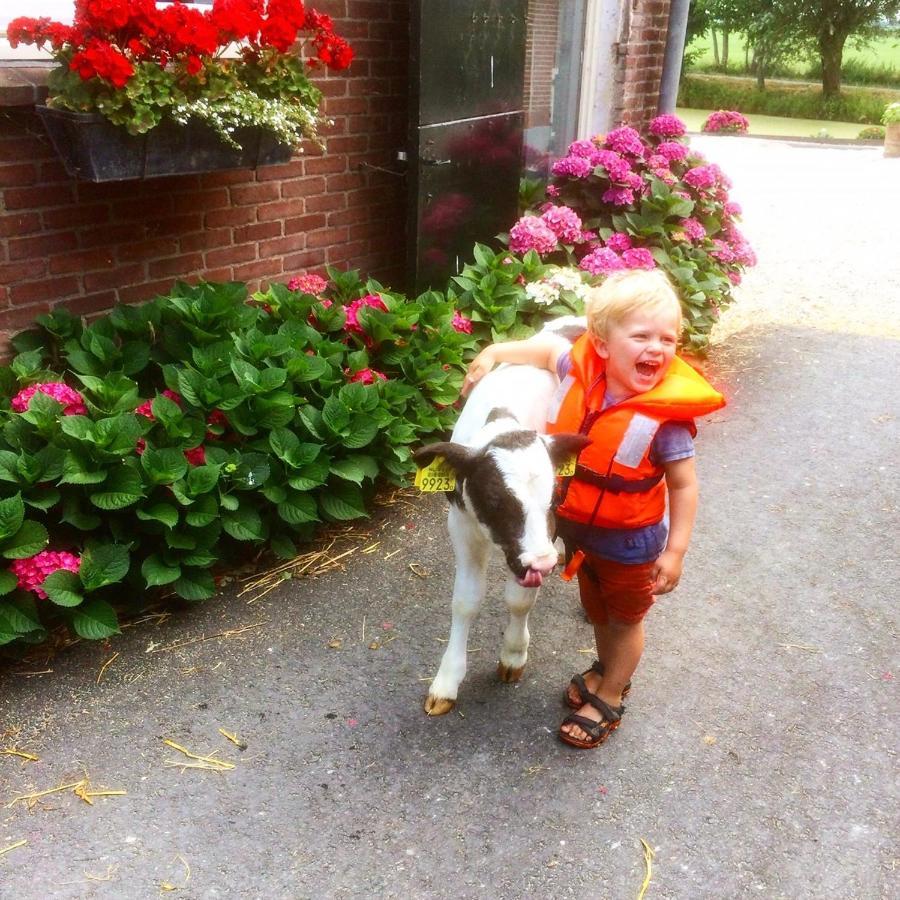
[{"xmin": 561, "ymin": 618, "xmax": 644, "ymax": 742}]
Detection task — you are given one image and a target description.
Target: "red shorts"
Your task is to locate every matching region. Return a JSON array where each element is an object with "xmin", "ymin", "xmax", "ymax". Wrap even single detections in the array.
[{"xmin": 575, "ymin": 552, "xmax": 657, "ymax": 625}]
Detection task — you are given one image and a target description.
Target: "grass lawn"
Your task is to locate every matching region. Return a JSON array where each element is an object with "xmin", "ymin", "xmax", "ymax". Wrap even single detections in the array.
[
  {"xmin": 675, "ymin": 107, "xmax": 878, "ymax": 140},
  {"xmin": 686, "ymin": 30, "xmax": 900, "ymax": 77}
]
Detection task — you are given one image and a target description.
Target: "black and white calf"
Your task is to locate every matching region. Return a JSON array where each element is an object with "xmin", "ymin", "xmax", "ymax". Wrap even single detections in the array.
[{"xmin": 415, "ymin": 356, "xmax": 589, "ymax": 716}]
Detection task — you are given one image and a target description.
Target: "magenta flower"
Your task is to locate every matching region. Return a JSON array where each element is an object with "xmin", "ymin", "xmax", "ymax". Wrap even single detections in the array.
[
  {"xmin": 135, "ymin": 389, "xmax": 182, "ymax": 420},
  {"xmin": 343, "ymin": 294, "xmax": 388, "ymax": 336},
  {"xmin": 567, "ymin": 139, "xmax": 599, "ymax": 158},
  {"xmin": 680, "ymin": 218, "xmax": 706, "ymax": 242},
  {"xmin": 604, "ymin": 126, "xmax": 645, "ymax": 157},
  {"xmin": 551, "ymin": 156, "xmax": 593, "ymax": 179},
  {"xmin": 605, "ymin": 232, "xmax": 633, "ymax": 253},
  {"xmin": 184, "ymin": 445, "xmax": 206, "ymax": 466},
  {"xmin": 683, "ymin": 165, "xmax": 719, "ymax": 191},
  {"xmin": 451, "ymin": 311, "xmax": 473, "ymax": 334},
  {"xmin": 648, "ymin": 115, "xmax": 687, "ymax": 138},
  {"xmin": 656, "ymin": 141, "xmax": 689, "ymax": 162},
  {"xmin": 622, "ymin": 248, "xmax": 656, "ymax": 270},
  {"xmin": 724, "ymin": 201, "xmax": 743, "ymax": 218},
  {"xmin": 702, "ymin": 110, "xmax": 749, "ymax": 135},
  {"xmin": 348, "ymin": 368, "xmax": 387, "ymax": 385},
  {"xmin": 579, "ymin": 247, "xmax": 625, "ymax": 276},
  {"xmin": 646, "ymin": 154, "xmax": 668, "ymax": 169},
  {"xmin": 135, "ymin": 438, "xmax": 147, "ymax": 456},
  {"xmin": 601, "ymin": 186, "xmax": 634, "ymax": 206},
  {"xmin": 710, "ymin": 239, "xmax": 736, "ymax": 263},
  {"xmin": 508, "ymin": 215, "xmax": 558, "ymax": 256},
  {"xmin": 546, "ymin": 184, "xmax": 560, "ymax": 198},
  {"xmin": 11, "ymin": 550, "xmax": 81, "ymax": 600},
  {"xmin": 727, "ymin": 271, "xmax": 743, "ymax": 285},
  {"xmin": 288, "ymin": 273, "xmax": 328, "ymax": 295},
  {"xmin": 593, "ymin": 150, "xmax": 632, "ymax": 182},
  {"xmin": 540, "ymin": 206, "xmax": 583, "ymax": 244},
  {"xmin": 11, "ymin": 382, "xmax": 87, "ymax": 417}
]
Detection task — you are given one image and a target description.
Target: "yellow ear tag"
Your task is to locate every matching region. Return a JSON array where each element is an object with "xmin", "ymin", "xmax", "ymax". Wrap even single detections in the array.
[
  {"xmin": 414, "ymin": 456, "xmax": 457, "ymax": 492},
  {"xmin": 555, "ymin": 455, "xmax": 577, "ymax": 477}
]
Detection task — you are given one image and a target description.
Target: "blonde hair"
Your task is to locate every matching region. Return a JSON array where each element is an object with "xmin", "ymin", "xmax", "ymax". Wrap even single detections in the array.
[{"xmin": 585, "ymin": 269, "xmax": 682, "ymax": 340}]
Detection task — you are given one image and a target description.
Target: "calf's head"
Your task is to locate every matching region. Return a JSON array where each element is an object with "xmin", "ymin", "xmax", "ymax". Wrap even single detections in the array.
[{"xmin": 416, "ymin": 419, "xmax": 589, "ymax": 587}]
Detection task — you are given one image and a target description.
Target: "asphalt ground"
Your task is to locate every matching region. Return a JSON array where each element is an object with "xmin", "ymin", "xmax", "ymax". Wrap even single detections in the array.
[{"xmin": 1, "ymin": 138, "xmax": 898, "ymax": 899}]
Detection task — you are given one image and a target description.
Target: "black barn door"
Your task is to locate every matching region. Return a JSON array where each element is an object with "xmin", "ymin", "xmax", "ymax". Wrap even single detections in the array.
[{"xmin": 408, "ymin": 1, "xmax": 527, "ymax": 292}]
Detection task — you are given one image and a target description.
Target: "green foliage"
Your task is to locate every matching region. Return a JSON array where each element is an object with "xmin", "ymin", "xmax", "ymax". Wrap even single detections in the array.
[
  {"xmin": 857, "ymin": 125, "xmax": 886, "ymax": 139},
  {"xmin": 883, "ymin": 101, "xmax": 900, "ymax": 124},
  {"xmin": 0, "ymin": 273, "xmax": 483, "ymax": 650},
  {"xmin": 678, "ymin": 74, "xmax": 889, "ymax": 124}
]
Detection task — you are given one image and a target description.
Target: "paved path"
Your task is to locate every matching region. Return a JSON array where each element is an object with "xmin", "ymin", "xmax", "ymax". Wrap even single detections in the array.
[{"xmin": 1, "ymin": 138, "xmax": 898, "ymax": 899}]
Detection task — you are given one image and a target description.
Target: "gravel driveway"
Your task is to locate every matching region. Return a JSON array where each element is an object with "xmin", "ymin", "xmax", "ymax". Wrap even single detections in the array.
[{"xmin": 1, "ymin": 137, "xmax": 897, "ymax": 899}]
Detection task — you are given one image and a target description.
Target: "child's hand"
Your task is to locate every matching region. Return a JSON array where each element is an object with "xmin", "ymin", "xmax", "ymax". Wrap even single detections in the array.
[
  {"xmin": 461, "ymin": 348, "xmax": 497, "ymax": 397},
  {"xmin": 651, "ymin": 549, "xmax": 685, "ymax": 595}
]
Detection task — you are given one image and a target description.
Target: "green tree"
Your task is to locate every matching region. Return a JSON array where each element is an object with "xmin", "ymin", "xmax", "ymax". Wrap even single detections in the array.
[{"xmin": 780, "ymin": 0, "xmax": 900, "ymax": 96}]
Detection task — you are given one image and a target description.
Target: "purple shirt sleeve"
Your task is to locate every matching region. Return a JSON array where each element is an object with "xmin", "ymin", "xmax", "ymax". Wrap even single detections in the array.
[
  {"xmin": 556, "ymin": 349, "xmax": 572, "ymax": 381},
  {"xmin": 650, "ymin": 421, "xmax": 695, "ymax": 465}
]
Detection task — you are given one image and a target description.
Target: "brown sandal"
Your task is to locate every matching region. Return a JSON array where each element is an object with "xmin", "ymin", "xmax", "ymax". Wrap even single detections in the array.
[
  {"xmin": 565, "ymin": 660, "xmax": 631, "ymax": 709},
  {"xmin": 558, "ymin": 692, "xmax": 625, "ymax": 750}
]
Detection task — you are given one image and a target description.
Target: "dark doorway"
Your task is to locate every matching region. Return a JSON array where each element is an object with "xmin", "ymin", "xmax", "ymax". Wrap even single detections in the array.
[{"xmin": 408, "ymin": 1, "xmax": 528, "ymax": 292}]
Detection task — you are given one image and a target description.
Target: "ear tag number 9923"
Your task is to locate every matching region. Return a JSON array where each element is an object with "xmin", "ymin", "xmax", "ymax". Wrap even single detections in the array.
[
  {"xmin": 555, "ymin": 455, "xmax": 577, "ymax": 477},
  {"xmin": 414, "ymin": 457, "xmax": 456, "ymax": 492}
]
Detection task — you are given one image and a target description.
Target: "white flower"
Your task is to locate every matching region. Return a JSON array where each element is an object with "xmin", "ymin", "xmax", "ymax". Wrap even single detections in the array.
[{"xmin": 525, "ymin": 281, "xmax": 559, "ymax": 307}]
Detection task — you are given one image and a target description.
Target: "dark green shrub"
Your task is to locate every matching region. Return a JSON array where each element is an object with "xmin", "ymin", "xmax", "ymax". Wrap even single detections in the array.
[
  {"xmin": 0, "ymin": 274, "xmax": 478, "ymax": 649},
  {"xmin": 857, "ymin": 125, "xmax": 886, "ymax": 140},
  {"xmin": 678, "ymin": 75, "xmax": 888, "ymax": 124}
]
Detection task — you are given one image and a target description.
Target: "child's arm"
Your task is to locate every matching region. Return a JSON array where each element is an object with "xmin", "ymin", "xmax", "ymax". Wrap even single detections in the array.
[
  {"xmin": 652, "ymin": 456, "xmax": 698, "ymax": 594},
  {"xmin": 461, "ymin": 334, "xmax": 569, "ymax": 396}
]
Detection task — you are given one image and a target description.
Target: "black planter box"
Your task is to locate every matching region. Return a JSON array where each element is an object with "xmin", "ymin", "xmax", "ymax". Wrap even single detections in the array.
[{"xmin": 37, "ymin": 105, "xmax": 293, "ymax": 182}]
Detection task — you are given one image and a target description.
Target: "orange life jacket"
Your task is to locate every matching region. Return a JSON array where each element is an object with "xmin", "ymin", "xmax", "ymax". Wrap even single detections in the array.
[{"xmin": 546, "ymin": 334, "xmax": 726, "ymax": 529}]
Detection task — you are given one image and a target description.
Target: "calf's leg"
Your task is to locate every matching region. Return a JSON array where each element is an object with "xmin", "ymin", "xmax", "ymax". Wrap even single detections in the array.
[
  {"xmin": 425, "ymin": 508, "xmax": 489, "ymax": 716},
  {"xmin": 497, "ymin": 575, "xmax": 539, "ymax": 682}
]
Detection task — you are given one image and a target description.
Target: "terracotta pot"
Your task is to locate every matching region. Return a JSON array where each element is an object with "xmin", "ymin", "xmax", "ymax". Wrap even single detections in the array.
[{"xmin": 885, "ymin": 122, "xmax": 900, "ymax": 159}]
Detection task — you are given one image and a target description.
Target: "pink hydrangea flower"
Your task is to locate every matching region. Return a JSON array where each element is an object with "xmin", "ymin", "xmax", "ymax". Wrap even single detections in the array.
[
  {"xmin": 577, "ymin": 230, "xmax": 597, "ymax": 243},
  {"xmin": 11, "ymin": 383, "xmax": 87, "ymax": 417},
  {"xmin": 288, "ymin": 273, "xmax": 328, "ymax": 295},
  {"xmin": 508, "ymin": 215, "xmax": 558, "ymax": 255},
  {"xmin": 604, "ymin": 126, "xmax": 645, "ymax": 157},
  {"xmin": 656, "ymin": 141, "xmax": 689, "ymax": 162},
  {"xmin": 622, "ymin": 248, "xmax": 656, "ymax": 270},
  {"xmin": 727, "ymin": 271, "xmax": 743, "ymax": 285},
  {"xmin": 646, "ymin": 154, "xmax": 668, "ymax": 169},
  {"xmin": 579, "ymin": 247, "xmax": 625, "ymax": 276},
  {"xmin": 135, "ymin": 389, "xmax": 182, "ymax": 420},
  {"xmin": 683, "ymin": 165, "xmax": 719, "ymax": 191},
  {"xmin": 451, "ymin": 311, "xmax": 473, "ymax": 334},
  {"xmin": 567, "ymin": 139, "xmax": 599, "ymax": 158},
  {"xmin": 710, "ymin": 239, "xmax": 736, "ymax": 263},
  {"xmin": 546, "ymin": 184, "xmax": 560, "ymax": 198},
  {"xmin": 348, "ymin": 368, "xmax": 387, "ymax": 385},
  {"xmin": 651, "ymin": 168, "xmax": 677, "ymax": 185},
  {"xmin": 551, "ymin": 156, "xmax": 593, "ymax": 179},
  {"xmin": 184, "ymin": 445, "xmax": 206, "ymax": 466},
  {"xmin": 680, "ymin": 218, "xmax": 706, "ymax": 242},
  {"xmin": 605, "ymin": 232, "xmax": 633, "ymax": 253},
  {"xmin": 540, "ymin": 206, "xmax": 583, "ymax": 244},
  {"xmin": 648, "ymin": 114, "xmax": 687, "ymax": 138},
  {"xmin": 11, "ymin": 550, "xmax": 81, "ymax": 600},
  {"xmin": 593, "ymin": 150, "xmax": 632, "ymax": 182},
  {"xmin": 343, "ymin": 294, "xmax": 388, "ymax": 336},
  {"xmin": 135, "ymin": 438, "xmax": 147, "ymax": 456},
  {"xmin": 724, "ymin": 201, "xmax": 743, "ymax": 217},
  {"xmin": 601, "ymin": 186, "xmax": 634, "ymax": 206}
]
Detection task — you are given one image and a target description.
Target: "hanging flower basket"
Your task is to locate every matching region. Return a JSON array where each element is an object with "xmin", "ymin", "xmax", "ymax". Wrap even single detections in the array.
[
  {"xmin": 37, "ymin": 105, "xmax": 293, "ymax": 182},
  {"xmin": 10, "ymin": 1, "xmax": 354, "ymax": 182}
]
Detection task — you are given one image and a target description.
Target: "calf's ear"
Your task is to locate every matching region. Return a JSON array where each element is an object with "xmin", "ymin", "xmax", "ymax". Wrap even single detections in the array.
[
  {"xmin": 542, "ymin": 433, "xmax": 591, "ymax": 469},
  {"xmin": 414, "ymin": 441, "xmax": 476, "ymax": 474}
]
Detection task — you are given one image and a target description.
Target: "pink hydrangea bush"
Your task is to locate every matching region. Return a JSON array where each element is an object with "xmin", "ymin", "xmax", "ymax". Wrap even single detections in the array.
[
  {"xmin": 702, "ymin": 110, "xmax": 750, "ymax": 135},
  {"xmin": 288, "ymin": 273, "xmax": 328, "ymax": 295},
  {"xmin": 499, "ymin": 114, "xmax": 755, "ymax": 351},
  {"xmin": 11, "ymin": 382, "xmax": 87, "ymax": 416},
  {"xmin": 11, "ymin": 550, "xmax": 81, "ymax": 599}
]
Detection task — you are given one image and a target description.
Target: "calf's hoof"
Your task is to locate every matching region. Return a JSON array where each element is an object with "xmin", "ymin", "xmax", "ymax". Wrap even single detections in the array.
[
  {"xmin": 497, "ymin": 661, "xmax": 525, "ymax": 683},
  {"xmin": 424, "ymin": 694, "xmax": 456, "ymax": 716}
]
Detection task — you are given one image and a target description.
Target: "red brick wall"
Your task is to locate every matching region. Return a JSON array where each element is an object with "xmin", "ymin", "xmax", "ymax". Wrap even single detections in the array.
[
  {"xmin": 0, "ymin": 0, "xmax": 409, "ymax": 349},
  {"xmin": 618, "ymin": 0, "xmax": 672, "ymax": 129},
  {"xmin": 524, "ymin": 0, "xmax": 559, "ymax": 129}
]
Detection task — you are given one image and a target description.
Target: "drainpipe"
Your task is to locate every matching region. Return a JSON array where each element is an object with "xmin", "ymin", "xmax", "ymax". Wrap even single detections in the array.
[{"xmin": 658, "ymin": 0, "xmax": 691, "ymax": 113}]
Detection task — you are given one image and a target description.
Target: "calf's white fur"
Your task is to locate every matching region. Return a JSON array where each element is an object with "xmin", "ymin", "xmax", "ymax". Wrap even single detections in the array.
[{"xmin": 416, "ymin": 356, "xmax": 588, "ymax": 716}]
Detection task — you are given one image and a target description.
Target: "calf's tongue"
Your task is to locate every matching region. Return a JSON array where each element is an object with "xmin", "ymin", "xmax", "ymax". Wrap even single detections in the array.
[{"xmin": 517, "ymin": 568, "xmax": 544, "ymax": 588}]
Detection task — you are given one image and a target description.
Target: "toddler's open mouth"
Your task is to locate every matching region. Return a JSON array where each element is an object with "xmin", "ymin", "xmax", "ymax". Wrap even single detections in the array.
[{"xmin": 635, "ymin": 361, "xmax": 660, "ymax": 377}]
